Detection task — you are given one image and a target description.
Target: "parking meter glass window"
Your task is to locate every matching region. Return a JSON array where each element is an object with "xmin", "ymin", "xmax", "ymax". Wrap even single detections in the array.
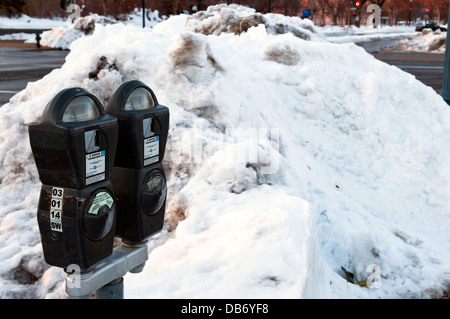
[
  {"xmin": 124, "ymin": 87, "xmax": 155, "ymax": 111},
  {"xmin": 62, "ymin": 96, "xmax": 101, "ymax": 122}
]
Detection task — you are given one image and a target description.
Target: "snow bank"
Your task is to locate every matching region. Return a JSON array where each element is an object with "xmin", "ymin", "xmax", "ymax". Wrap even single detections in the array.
[
  {"xmin": 39, "ymin": 4, "xmax": 323, "ymax": 50},
  {"xmin": 185, "ymin": 4, "xmax": 322, "ymax": 41},
  {"xmin": 39, "ymin": 9, "xmax": 162, "ymax": 50},
  {"xmin": 395, "ymin": 29, "xmax": 447, "ymax": 53},
  {"xmin": 39, "ymin": 14, "xmax": 117, "ymax": 50},
  {"xmin": 1, "ymin": 4, "xmax": 450, "ymax": 299}
]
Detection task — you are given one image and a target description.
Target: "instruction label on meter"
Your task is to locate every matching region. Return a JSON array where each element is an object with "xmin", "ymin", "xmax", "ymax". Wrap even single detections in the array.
[
  {"xmin": 144, "ymin": 135, "xmax": 159, "ymax": 166},
  {"xmin": 86, "ymin": 150, "xmax": 106, "ymax": 185},
  {"xmin": 88, "ymin": 191, "xmax": 114, "ymax": 215}
]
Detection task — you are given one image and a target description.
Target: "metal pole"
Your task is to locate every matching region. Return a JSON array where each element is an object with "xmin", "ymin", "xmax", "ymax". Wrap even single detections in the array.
[
  {"xmin": 142, "ymin": 0, "xmax": 145, "ymax": 28},
  {"xmin": 96, "ymin": 278, "xmax": 124, "ymax": 299},
  {"xmin": 441, "ymin": 1, "xmax": 450, "ymax": 105}
]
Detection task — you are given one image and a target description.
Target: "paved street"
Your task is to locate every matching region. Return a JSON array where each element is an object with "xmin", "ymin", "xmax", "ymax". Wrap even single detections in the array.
[
  {"xmin": 373, "ymin": 51, "xmax": 444, "ymax": 94},
  {"xmin": 0, "ymin": 42, "xmax": 68, "ymax": 105},
  {"xmin": 355, "ymin": 37, "xmax": 445, "ymax": 94}
]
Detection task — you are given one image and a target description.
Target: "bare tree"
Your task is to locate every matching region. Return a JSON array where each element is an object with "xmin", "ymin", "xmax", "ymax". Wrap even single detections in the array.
[{"xmin": 323, "ymin": 0, "xmax": 348, "ymax": 25}]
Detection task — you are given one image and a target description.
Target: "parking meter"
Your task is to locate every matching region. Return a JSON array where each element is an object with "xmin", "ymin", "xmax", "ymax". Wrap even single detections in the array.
[
  {"xmin": 105, "ymin": 81, "xmax": 169, "ymax": 245},
  {"xmin": 28, "ymin": 87, "xmax": 118, "ymax": 272}
]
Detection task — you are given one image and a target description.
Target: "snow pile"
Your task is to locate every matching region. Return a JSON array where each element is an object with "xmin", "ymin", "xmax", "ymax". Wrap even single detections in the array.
[
  {"xmin": 39, "ymin": 14, "xmax": 117, "ymax": 50},
  {"xmin": 186, "ymin": 3, "xmax": 322, "ymax": 41},
  {"xmin": 39, "ymin": 9, "xmax": 162, "ymax": 49},
  {"xmin": 2, "ymin": 4, "xmax": 450, "ymax": 299},
  {"xmin": 395, "ymin": 29, "xmax": 447, "ymax": 53}
]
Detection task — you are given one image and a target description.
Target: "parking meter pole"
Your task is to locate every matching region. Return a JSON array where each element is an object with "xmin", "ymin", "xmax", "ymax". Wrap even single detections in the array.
[
  {"xmin": 96, "ymin": 277, "xmax": 124, "ymax": 299},
  {"xmin": 65, "ymin": 243, "xmax": 148, "ymax": 299},
  {"xmin": 441, "ymin": 4, "xmax": 450, "ymax": 105}
]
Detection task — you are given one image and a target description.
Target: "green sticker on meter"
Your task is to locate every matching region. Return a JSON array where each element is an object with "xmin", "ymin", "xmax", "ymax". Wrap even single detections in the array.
[{"xmin": 88, "ymin": 191, "xmax": 114, "ymax": 215}]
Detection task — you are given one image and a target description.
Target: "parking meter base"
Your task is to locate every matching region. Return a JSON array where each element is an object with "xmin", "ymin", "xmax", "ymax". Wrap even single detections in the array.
[
  {"xmin": 65, "ymin": 243, "xmax": 148, "ymax": 299},
  {"xmin": 37, "ymin": 183, "xmax": 117, "ymax": 273}
]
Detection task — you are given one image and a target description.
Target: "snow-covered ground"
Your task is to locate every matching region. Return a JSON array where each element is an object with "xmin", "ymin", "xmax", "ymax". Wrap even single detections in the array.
[
  {"xmin": 1, "ymin": 4, "xmax": 450, "ymax": 299},
  {"xmin": 0, "ymin": 14, "xmax": 66, "ymax": 29}
]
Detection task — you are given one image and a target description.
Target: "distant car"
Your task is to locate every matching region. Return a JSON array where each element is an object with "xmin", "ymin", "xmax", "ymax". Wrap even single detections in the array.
[{"xmin": 415, "ymin": 23, "xmax": 447, "ymax": 32}]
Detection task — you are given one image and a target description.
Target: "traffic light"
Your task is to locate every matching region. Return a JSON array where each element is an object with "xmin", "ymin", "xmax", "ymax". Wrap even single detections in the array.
[
  {"xmin": 352, "ymin": 10, "xmax": 357, "ymax": 16},
  {"xmin": 425, "ymin": 8, "xmax": 430, "ymax": 13},
  {"xmin": 355, "ymin": 1, "xmax": 361, "ymax": 8},
  {"xmin": 29, "ymin": 88, "xmax": 118, "ymax": 272}
]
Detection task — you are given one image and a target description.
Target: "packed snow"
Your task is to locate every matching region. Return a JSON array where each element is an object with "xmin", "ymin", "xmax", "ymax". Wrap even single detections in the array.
[
  {"xmin": 1, "ymin": 4, "xmax": 450, "ymax": 299},
  {"xmin": 395, "ymin": 28, "xmax": 447, "ymax": 53}
]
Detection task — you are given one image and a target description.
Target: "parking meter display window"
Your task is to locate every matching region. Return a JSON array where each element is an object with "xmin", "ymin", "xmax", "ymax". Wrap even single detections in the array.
[
  {"xmin": 124, "ymin": 87, "xmax": 155, "ymax": 111},
  {"xmin": 141, "ymin": 170, "xmax": 167, "ymax": 216},
  {"xmin": 84, "ymin": 129, "xmax": 100, "ymax": 153},
  {"xmin": 62, "ymin": 96, "xmax": 101, "ymax": 122},
  {"xmin": 143, "ymin": 117, "xmax": 154, "ymax": 138}
]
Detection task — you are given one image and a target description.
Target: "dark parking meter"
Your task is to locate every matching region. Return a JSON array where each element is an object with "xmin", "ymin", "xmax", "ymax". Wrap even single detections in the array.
[
  {"xmin": 105, "ymin": 80, "xmax": 169, "ymax": 245},
  {"xmin": 28, "ymin": 87, "xmax": 118, "ymax": 272}
]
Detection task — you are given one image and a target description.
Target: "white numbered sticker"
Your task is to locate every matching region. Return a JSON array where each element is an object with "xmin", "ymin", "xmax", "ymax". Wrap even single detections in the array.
[{"xmin": 50, "ymin": 187, "xmax": 64, "ymax": 232}]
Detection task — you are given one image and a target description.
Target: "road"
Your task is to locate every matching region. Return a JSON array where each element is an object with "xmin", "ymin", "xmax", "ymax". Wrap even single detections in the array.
[
  {"xmin": 356, "ymin": 38, "xmax": 445, "ymax": 94},
  {"xmin": 372, "ymin": 51, "xmax": 444, "ymax": 94},
  {"xmin": 0, "ymin": 43, "xmax": 68, "ymax": 105}
]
